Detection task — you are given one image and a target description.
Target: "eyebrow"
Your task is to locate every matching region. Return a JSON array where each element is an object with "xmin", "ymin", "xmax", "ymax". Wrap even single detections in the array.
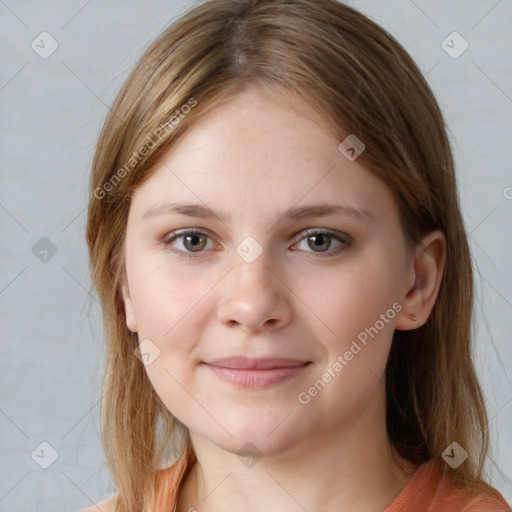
[{"xmin": 141, "ymin": 201, "xmax": 374, "ymax": 222}]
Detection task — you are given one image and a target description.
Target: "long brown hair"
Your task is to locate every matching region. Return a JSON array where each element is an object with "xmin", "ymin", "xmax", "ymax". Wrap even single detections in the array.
[{"xmin": 86, "ymin": 0, "xmax": 498, "ymax": 510}]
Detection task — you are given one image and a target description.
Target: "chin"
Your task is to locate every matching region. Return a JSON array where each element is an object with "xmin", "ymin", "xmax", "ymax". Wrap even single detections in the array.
[{"xmin": 198, "ymin": 415, "xmax": 310, "ymax": 460}]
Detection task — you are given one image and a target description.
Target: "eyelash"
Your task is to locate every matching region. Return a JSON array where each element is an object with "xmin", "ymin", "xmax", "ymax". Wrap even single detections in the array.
[{"xmin": 163, "ymin": 228, "xmax": 352, "ymax": 259}]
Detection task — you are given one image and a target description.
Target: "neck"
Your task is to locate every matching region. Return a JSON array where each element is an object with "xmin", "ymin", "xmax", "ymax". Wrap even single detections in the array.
[{"xmin": 177, "ymin": 386, "xmax": 417, "ymax": 512}]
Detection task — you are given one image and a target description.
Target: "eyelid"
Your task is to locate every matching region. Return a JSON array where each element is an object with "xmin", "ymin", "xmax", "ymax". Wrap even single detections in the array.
[{"xmin": 163, "ymin": 227, "xmax": 352, "ymax": 258}]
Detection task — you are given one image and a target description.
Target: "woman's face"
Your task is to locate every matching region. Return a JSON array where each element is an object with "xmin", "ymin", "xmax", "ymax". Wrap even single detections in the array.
[{"xmin": 121, "ymin": 85, "xmax": 415, "ymax": 457}]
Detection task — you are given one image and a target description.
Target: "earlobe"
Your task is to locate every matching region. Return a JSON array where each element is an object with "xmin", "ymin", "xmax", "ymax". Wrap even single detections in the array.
[
  {"xmin": 395, "ymin": 230, "xmax": 446, "ymax": 331},
  {"xmin": 120, "ymin": 277, "xmax": 138, "ymax": 333}
]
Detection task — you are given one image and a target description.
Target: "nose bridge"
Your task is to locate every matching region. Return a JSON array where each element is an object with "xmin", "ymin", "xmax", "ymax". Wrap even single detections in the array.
[
  {"xmin": 217, "ymin": 237, "xmax": 291, "ymax": 332},
  {"xmin": 226, "ymin": 228, "xmax": 275, "ymax": 280},
  {"xmin": 230, "ymin": 239, "xmax": 278, "ymax": 302}
]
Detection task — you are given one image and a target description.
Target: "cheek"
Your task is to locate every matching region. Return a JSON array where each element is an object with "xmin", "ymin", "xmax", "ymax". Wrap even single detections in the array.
[
  {"xmin": 129, "ymin": 264, "xmax": 215, "ymax": 405},
  {"xmin": 297, "ymin": 314, "xmax": 395, "ymax": 426},
  {"xmin": 129, "ymin": 260, "xmax": 215, "ymax": 340},
  {"xmin": 292, "ymin": 254, "xmax": 401, "ymax": 348},
  {"xmin": 292, "ymin": 252, "xmax": 400, "ymax": 407}
]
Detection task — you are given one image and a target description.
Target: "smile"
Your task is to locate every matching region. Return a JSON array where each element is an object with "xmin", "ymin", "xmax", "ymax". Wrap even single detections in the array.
[{"xmin": 202, "ymin": 357, "xmax": 312, "ymax": 388}]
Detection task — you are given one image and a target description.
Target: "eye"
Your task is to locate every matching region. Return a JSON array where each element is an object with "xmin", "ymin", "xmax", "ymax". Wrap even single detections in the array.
[
  {"xmin": 163, "ymin": 228, "xmax": 352, "ymax": 259},
  {"xmin": 292, "ymin": 229, "xmax": 352, "ymax": 258},
  {"xmin": 164, "ymin": 229, "xmax": 217, "ymax": 258}
]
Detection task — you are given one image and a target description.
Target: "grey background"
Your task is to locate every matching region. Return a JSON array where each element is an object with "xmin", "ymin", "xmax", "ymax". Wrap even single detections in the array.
[{"xmin": 0, "ymin": 1, "xmax": 511, "ymax": 510}]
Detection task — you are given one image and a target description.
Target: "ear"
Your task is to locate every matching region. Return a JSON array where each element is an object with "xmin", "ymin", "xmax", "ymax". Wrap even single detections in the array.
[
  {"xmin": 395, "ymin": 229, "xmax": 446, "ymax": 330},
  {"xmin": 120, "ymin": 275, "xmax": 138, "ymax": 333}
]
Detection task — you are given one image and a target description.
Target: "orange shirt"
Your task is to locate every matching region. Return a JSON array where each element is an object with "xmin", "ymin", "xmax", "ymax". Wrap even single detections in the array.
[
  {"xmin": 385, "ymin": 459, "xmax": 511, "ymax": 511},
  {"xmin": 93, "ymin": 458, "xmax": 510, "ymax": 512}
]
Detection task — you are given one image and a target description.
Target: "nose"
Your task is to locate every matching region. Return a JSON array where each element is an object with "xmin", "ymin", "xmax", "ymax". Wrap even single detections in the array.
[{"xmin": 217, "ymin": 251, "xmax": 292, "ymax": 333}]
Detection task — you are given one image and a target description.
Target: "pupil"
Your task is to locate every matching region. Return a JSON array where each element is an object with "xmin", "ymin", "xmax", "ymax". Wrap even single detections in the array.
[
  {"xmin": 186, "ymin": 234, "xmax": 204, "ymax": 251},
  {"xmin": 310, "ymin": 234, "xmax": 329, "ymax": 251}
]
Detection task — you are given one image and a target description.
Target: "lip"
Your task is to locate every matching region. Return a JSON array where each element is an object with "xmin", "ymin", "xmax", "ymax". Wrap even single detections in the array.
[
  {"xmin": 203, "ymin": 357, "xmax": 311, "ymax": 388},
  {"xmin": 205, "ymin": 357, "xmax": 309, "ymax": 369}
]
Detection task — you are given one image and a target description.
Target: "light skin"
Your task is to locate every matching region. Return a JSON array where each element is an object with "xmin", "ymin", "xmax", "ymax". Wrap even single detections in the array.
[{"xmin": 120, "ymin": 84, "xmax": 446, "ymax": 512}]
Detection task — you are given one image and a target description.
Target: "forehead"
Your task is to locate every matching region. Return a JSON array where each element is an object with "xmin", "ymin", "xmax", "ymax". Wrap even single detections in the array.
[{"xmin": 129, "ymin": 86, "xmax": 398, "ymax": 227}]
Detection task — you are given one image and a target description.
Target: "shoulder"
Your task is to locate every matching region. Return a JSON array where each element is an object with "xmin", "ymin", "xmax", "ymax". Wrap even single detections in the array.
[
  {"xmin": 386, "ymin": 460, "xmax": 511, "ymax": 512},
  {"xmin": 437, "ymin": 476, "xmax": 511, "ymax": 512},
  {"xmin": 80, "ymin": 496, "xmax": 116, "ymax": 512},
  {"xmin": 458, "ymin": 491, "xmax": 511, "ymax": 512}
]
